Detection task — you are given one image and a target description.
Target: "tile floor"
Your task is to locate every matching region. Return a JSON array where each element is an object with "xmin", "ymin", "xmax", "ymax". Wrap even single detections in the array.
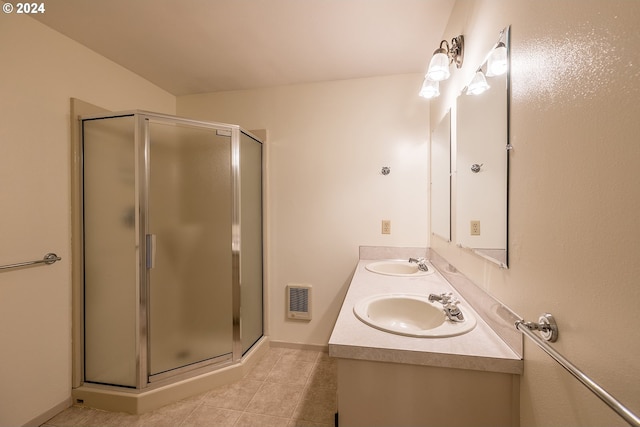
[{"xmin": 42, "ymin": 347, "xmax": 337, "ymax": 427}]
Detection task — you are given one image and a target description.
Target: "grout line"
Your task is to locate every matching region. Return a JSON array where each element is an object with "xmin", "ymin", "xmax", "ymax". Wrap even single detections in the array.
[{"xmin": 176, "ymin": 400, "xmax": 204, "ymax": 427}]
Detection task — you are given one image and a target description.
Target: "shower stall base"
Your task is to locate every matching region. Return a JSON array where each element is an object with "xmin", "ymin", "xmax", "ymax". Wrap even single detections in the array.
[{"xmin": 72, "ymin": 337, "xmax": 269, "ymax": 414}]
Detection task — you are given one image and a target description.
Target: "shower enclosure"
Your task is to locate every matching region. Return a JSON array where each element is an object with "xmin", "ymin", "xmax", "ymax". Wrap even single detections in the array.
[{"xmin": 80, "ymin": 111, "xmax": 263, "ymax": 389}]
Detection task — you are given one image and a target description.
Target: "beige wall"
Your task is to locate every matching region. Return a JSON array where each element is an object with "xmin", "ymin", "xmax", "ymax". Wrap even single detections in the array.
[
  {"xmin": 0, "ymin": 13, "xmax": 175, "ymax": 426},
  {"xmin": 178, "ymin": 74, "xmax": 430, "ymax": 345},
  {"xmin": 431, "ymin": 1, "xmax": 640, "ymax": 425}
]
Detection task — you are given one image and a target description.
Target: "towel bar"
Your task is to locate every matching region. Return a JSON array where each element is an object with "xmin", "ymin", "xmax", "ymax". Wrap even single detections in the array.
[
  {"xmin": 517, "ymin": 314, "xmax": 640, "ymax": 427},
  {"xmin": 0, "ymin": 253, "xmax": 62, "ymax": 271}
]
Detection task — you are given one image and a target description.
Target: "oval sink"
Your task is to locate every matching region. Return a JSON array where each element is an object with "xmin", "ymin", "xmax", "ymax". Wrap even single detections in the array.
[
  {"xmin": 365, "ymin": 260, "xmax": 433, "ymax": 276},
  {"xmin": 353, "ymin": 294, "xmax": 476, "ymax": 338}
]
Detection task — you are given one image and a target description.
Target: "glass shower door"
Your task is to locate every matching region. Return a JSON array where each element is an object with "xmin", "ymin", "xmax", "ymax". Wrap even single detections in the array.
[{"xmin": 147, "ymin": 120, "xmax": 233, "ymax": 379}]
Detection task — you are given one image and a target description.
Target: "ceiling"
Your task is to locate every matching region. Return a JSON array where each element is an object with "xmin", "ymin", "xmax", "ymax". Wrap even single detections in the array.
[{"xmin": 33, "ymin": 0, "xmax": 455, "ymax": 96}]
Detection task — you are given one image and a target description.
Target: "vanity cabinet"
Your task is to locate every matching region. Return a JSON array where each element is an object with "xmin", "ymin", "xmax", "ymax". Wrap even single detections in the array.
[
  {"xmin": 329, "ymin": 248, "xmax": 523, "ymax": 427},
  {"xmin": 336, "ymin": 358, "xmax": 519, "ymax": 427}
]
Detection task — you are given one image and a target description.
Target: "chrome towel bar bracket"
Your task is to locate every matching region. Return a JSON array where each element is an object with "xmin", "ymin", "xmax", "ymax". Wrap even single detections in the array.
[
  {"xmin": 0, "ymin": 253, "xmax": 62, "ymax": 271},
  {"xmin": 516, "ymin": 313, "xmax": 558, "ymax": 342}
]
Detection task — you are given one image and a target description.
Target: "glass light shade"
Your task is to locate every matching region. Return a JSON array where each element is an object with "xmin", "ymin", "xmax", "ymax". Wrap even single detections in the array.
[
  {"xmin": 466, "ymin": 71, "xmax": 490, "ymax": 95},
  {"xmin": 419, "ymin": 78, "xmax": 439, "ymax": 99},
  {"xmin": 426, "ymin": 52, "xmax": 451, "ymax": 81},
  {"xmin": 486, "ymin": 43, "xmax": 507, "ymax": 77}
]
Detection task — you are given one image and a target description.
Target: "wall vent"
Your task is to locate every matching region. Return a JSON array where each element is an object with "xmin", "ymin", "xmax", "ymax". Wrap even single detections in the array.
[{"xmin": 287, "ymin": 284, "xmax": 312, "ymax": 320}]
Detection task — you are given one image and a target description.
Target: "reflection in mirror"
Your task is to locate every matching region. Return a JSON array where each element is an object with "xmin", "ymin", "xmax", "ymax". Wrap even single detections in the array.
[
  {"xmin": 455, "ymin": 26, "xmax": 510, "ymax": 267},
  {"xmin": 431, "ymin": 110, "xmax": 451, "ymax": 242}
]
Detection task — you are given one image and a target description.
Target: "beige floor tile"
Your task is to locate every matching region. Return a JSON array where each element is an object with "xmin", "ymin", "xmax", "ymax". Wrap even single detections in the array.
[
  {"xmin": 293, "ymin": 385, "xmax": 337, "ymax": 426},
  {"xmin": 179, "ymin": 405, "xmax": 241, "ymax": 427},
  {"xmin": 135, "ymin": 400, "xmax": 200, "ymax": 426},
  {"xmin": 200, "ymin": 378, "xmax": 263, "ymax": 411},
  {"xmin": 244, "ymin": 349, "xmax": 283, "ymax": 381},
  {"xmin": 244, "ymin": 382, "xmax": 305, "ymax": 418},
  {"xmin": 306, "ymin": 358, "xmax": 337, "ymax": 391},
  {"xmin": 279, "ymin": 349, "xmax": 321, "ymax": 363},
  {"xmin": 266, "ymin": 358, "xmax": 315, "ymax": 386},
  {"xmin": 73, "ymin": 408, "xmax": 141, "ymax": 427},
  {"xmin": 234, "ymin": 412, "xmax": 291, "ymax": 427},
  {"xmin": 287, "ymin": 419, "xmax": 333, "ymax": 427},
  {"xmin": 43, "ymin": 406, "xmax": 94, "ymax": 426}
]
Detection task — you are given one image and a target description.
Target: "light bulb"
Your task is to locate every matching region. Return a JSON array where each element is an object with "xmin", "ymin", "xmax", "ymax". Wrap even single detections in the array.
[
  {"xmin": 466, "ymin": 71, "xmax": 490, "ymax": 95},
  {"xmin": 486, "ymin": 43, "xmax": 507, "ymax": 77},
  {"xmin": 419, "ymin": 78, "xmax": 439, "ymax": 99},
  {"xmin": 426, "ymin": 51, "xmax": 450, "ymax": 81}
]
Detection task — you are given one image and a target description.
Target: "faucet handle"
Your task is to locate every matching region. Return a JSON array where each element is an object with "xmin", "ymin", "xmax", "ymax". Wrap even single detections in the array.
[
  {"xmin": 429, "ymin": 292, "xmax": 453, "ymax": 304},
  {"xmin": 409, "ymin": 257, "xmax": 429, "ymax": 272}
]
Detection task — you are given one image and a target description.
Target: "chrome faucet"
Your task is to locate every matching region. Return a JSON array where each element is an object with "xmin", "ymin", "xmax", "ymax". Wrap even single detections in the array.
[
  {"xmin": 428, "ymin": 292, "xmax": 465, "ymax": 322},
  {"xmin": 408, "ymin": 257, "xmax": 429, "ymax": 272}
]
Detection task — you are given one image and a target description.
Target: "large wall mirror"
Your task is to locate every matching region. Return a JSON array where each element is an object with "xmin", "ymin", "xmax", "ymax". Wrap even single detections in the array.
[
  {"xmin": 455, "ymin": 26, "xmax": 510, "ymax": 267},
  {"xmin": 431, "ymin": 110, "xmax": 451, "ymax": 242}
]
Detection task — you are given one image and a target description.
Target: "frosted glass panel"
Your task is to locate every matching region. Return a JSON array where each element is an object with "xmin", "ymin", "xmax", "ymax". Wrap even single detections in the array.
[
  {"xmin": 240, "ymin": 132, "xmax": 263, "ymax": 354},
  {"xmin": 148, "ymin": 121, "xmax": 233, "ymax": 376},
  {"xmin": 83, "ymin": 116, "xmax": 137, "ymax": 387}
]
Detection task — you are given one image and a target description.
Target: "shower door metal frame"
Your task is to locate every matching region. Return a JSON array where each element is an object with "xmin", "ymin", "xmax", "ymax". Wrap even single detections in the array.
[{"xmin": 79, "ymin": 111, "xmax": 260, "ymax": 390}]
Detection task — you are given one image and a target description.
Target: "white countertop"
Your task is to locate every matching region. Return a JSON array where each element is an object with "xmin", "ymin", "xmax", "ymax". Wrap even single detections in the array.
[{"xmin": 328, "ymin": 259, "xmax": 523, "ymax": 374}]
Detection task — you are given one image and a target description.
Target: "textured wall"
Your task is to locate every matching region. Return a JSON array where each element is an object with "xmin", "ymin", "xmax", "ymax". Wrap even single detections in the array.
[{"xmin": 430, "ymin": 1, "xmax": 640, "ymax": 425}]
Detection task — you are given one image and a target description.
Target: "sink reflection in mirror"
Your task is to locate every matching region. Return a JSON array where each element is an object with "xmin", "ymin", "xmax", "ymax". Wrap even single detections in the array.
[
  {"xmin": 353, "ymin": 294, "xmax": 476, "ymax": 338},
  {"xmin": 365, "ymin": 260, "xmax": 434, "ymax": 277}
]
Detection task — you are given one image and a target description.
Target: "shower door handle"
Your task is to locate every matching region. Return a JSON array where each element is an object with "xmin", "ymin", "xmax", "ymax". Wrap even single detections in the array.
[{"xmin": 146, "ymin": 234, "xmax": 157, "ymax": 269}]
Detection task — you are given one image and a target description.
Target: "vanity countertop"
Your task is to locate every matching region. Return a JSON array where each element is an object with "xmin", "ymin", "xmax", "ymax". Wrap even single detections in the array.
[{"xmin": 328, "ymin": 259, "xmax": 523, "ymax": 375}]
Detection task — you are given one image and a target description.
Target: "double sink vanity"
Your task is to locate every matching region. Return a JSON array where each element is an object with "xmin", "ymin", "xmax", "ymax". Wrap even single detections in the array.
[
  {"xmin": 326, "ymin": 25, "xmax": 521, "ymax": 427},
  {"xmin": 328, "ymin": 247, "xmax": 523, "ymax": 427}
]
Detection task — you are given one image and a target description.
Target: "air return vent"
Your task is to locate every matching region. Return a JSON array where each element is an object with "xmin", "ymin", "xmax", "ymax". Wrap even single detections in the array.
[{"xmin": 287, "ymin": 284, "xmax": 312, "ymax": 320}]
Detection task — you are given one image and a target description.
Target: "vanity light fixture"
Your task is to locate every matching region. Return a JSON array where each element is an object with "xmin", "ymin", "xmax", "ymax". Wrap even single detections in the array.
[
  {"xmin": 426, "ymin": 35, "xmax": 464, "ymax": 82},
  {"xmin": 419, "ymin": 77, "xmax": 440, "ymax": 99},
  {"xmin": 486, "ymin": 42, "xmax": 508, "ymax": 77},
  {"xmin": 466, "ymin": 70, "xmax": 490, "ymax": 95}
]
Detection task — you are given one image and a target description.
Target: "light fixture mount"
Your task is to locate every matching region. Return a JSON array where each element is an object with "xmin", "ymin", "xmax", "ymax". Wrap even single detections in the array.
[
  {"xmin": 432, "ymin": 35, "xmax": 464, "ymax": 68},
  {"xmin": 449, "ymin": 35, "xmax": 464, "ymax": 68}
]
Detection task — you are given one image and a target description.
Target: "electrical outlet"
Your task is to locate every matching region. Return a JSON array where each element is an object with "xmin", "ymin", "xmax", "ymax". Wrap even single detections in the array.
[
  {"xmin": 470, "ymin": 220, "xmax": 480, "ymax": 236},
  {"xmin": 381, "ymin": 220, "xmax": 391, "ymax": 234}
]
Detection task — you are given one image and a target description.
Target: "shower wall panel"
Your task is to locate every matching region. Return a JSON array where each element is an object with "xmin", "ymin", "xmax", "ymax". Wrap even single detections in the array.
[
  {"xmin": 240, "ymin": 132, "xmax": 263, "ymax": 354},
  {"xmin": 83, "ymin": 115, "xmax": 138, "ymax": 387}
]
